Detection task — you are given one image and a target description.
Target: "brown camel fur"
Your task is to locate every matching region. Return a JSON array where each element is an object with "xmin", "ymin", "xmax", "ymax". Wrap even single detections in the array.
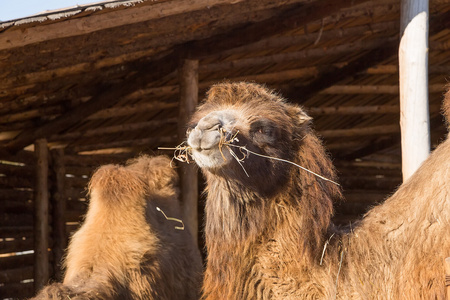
[
  {"xmin": 32, "ymin": 155, "xmax": 202, "ymax": 300},
  {"xmin": 443, "ymin": 86, "xmax": 450, "ymax": 129},
  {"xmin": 186, "ymin": 82, "xmax": 450, "ymax": 299}
]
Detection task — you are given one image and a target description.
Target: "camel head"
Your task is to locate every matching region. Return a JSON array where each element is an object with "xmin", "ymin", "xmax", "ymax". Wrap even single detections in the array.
[{"xmin": 187, "ymin": 82, "xmax": 314, "ymax": 197}]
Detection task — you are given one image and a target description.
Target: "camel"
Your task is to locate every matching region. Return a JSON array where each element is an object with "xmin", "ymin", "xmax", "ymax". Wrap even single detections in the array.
[
  {"xmin": 32, "ymin": 155, "xmax": 202, "ymax": 300},
  {"xmin": 186, "ymin": 82, "xmax": 450, "ymax": 299}
]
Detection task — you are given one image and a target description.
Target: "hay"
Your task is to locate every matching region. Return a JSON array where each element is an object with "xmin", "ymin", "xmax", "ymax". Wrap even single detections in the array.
[
  {"xmin": 156, "ymin": 207, "xmax": 184, "ymax": 230},
  {"xmin": 159, "ymin": 129, "xmax": 340, "ymax": 186}
]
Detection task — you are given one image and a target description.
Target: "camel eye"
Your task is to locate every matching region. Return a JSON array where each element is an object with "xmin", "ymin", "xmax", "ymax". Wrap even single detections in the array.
[{"xmin": 250, "ymin": 119, "xmax": 278, "ymax": 145}]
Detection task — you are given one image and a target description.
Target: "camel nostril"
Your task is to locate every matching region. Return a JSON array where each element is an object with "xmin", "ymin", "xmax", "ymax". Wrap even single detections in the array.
[{"xmin": 208, "ymin": 123, "xmax": 221, "ymax": 132}]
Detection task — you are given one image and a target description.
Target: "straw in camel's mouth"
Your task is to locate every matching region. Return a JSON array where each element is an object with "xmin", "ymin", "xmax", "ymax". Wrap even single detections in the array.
[{"xmin": 160, "ymin": 128, "xmax": 340, "ymax": 186}]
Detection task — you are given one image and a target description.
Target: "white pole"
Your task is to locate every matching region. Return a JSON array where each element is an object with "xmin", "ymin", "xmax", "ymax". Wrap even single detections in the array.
[{"xmin": 399, "ymin": 0, "xmax": 430, "ymax": 181}]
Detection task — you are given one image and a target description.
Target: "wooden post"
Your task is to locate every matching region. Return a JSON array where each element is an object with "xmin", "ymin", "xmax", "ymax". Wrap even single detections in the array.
[
  {"xmin": 34, "ymin": 139, "xmax": 49, "ymax": 292},
  {"xmin": 445, "ymin": 257, "xmax": 450, "ymax": 300},
  {"xmin": 51, "ymin": 148, "xmax": 66, "ymax": 281},
  {"xmin": 399, "ymin": 0, "xmax": 430, "ymax": 181},
  {"xmin": 178, "ymin": 59, "xmax": 199, "ymax": 245}
]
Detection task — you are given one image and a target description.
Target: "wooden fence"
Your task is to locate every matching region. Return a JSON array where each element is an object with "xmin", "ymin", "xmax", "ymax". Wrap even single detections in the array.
[{"xmin": 0, "ymin": 150, "xmax": 131, "ymax": 299}]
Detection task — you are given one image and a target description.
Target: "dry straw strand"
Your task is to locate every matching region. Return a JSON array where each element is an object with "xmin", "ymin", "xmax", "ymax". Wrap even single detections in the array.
[
  {"xmin": 156, "ymin": 207, "xmax": 185, "ymax": 230},
  {"xmin": 159, "ymin": 129, "xmax": 340, "ymax": 186},
  {"xmin": 225, "ymin": 143, "xmax": 341, "ymax": 186}
]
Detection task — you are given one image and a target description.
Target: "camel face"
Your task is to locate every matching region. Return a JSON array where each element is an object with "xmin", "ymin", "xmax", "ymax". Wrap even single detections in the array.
[
  {"xmin": 187, "ymin": 82, "xmax": 312, "ymax": 196},
  {"xmin": 187, "ymin": 110, "xmax": 237, "ymax": 169}
]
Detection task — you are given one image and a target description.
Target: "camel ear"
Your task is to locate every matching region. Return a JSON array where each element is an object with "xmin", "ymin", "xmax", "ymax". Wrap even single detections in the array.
[{"xmin": 288, "ymin": 105, "xmax": 312, "ymax": 129}]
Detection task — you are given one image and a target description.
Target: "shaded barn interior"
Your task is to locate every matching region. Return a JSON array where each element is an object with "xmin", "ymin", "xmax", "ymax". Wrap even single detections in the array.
[{"xmin": 0, "ymin": 0, "xmax": 449, "ymax": 298}]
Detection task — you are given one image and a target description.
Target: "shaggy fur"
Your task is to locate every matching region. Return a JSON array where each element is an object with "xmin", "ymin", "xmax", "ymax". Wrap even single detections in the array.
[
  {"xmin": 443, "ymin": 86, "xmax": 450, "ymax": 129},
  {"xmin": 186, "ymin": 82, "xmax": 450, "ymax": 299},
  {"xmin": 32, "ymin": 155, "xmax": 202, "ymax": 300}
]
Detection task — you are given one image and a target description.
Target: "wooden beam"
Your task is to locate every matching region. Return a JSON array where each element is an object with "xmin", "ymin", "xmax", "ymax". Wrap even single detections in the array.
[
  {"xmin": 340, "ymin": 135, "xmax": 400, "ymax": 160},
  {"xmin": 3, "ymin": 55, "xmax": 180, "ymax": 153},
  {"xmin": 0, "ymin": 48, "xmax": 162, "ymax": 91},
  {"xmin": 320, "ymin": 84, "xmax": 444, "ymax": 95},
  {"xmin": 178, "ymin": 59, "xmax": 199, "ymax": 245},
  {"xmin": 1, "ymin": 0, "xmax": 369, "ymax": 146},
  {"xmin": 366, "ymin": 65, "xmax": 450, "ymax": 75},
  {"xmin": 331, "ymin": 106, "xmax": 391, "ymax": 117},
  {"xmin": 284, "ymin": 44, "xmax": 398, "ymax": 102},
  {"xmin": 50, "ymin": 118, "xmax": 178, "ymax": 141},
  {"xmin": 4, "ymin": 83, "xmax": 124, "ymax": 153},
  {"xmin": 34, "ymin": 139, "xmax": 49, "ymax": 293},
  {"xmin": 319, "ymin": 124, "xmax": 399, "ymax": 138},
  {"xmin": 309, "ymin": 105, "xmax": 400, "ymax": 115},
  {"xmin": 208, "ymin": 21, "xmax": 397, "ymax": 60},
  {"xmin": 186, "ymin": 0, "xmax": 369, "ymax": 58},
  {"xmin": 50, "ymin": 148, "xmax": 66, "ymax": 281},
  {"xmin": 399, "ymin": 0, "xmax": 430, "ymax": 181},
  {"xmin": 202, "ymin": 38, "xmax": 395, "ymax": 73},
  {"xmin": 334, "ymin": 160, "xmax": 402, "ymax": 170},
  {"xmin": 87, "ymin": 102, "xmax": 178, "ymax": 120},
  {"xmin": 138, "ymin": 0, "xmax": 370, "ymax": 84},
  {"xmin": 70, "ymin": 136, "xmax": 177, "ymax": 154},
  {"xmin": 0, "ymin": 0, "xmax": 247, "ymax": 51}
]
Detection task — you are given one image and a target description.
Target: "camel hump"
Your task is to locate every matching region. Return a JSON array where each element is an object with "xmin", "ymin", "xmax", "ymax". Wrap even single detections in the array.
[
  {"xmin": 126, "ymin": 155, "xmax": 178, "ymax": 194},
  {"xmin": 88, "ymin": 163, "xmax": 146, "ymax": 206}
]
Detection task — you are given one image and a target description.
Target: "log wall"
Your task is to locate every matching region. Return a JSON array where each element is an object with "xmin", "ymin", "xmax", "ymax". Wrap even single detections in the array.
[
  {"xmin": 0, "ymin": 151, "xmax": 131, "ymax": 299},
  {"xmin": 0, "ymin": 151, "xmax": 36, "ymax": 299}
]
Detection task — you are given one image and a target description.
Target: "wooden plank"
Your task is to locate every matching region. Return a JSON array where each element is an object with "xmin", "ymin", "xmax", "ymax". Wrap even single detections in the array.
[
  {"xmin": 366, "ymin": 65, "xmax": 450, "ymax": 75},
  {"xmin": 339, "ymin": 175, "xmax": 401, "ymax": 191},
  {"xmin": 64, "ymin": 153, "xmax": 131, "ymax": 166},
  {"xmin": 309, "ymin": 104, "xmax": 441, "ymax": 115},
  {"xmin": 320, "ymin": 84, "xmax": 444, "ymax": 94},
  {"xmin": 399, "ymin": 0, "xmax": 430, "ymax": 181},
  {"xmin": 0, "ymin": 176, "xmax": 34, "ymax": 189},
  {"xmin": 0, "ymin": 226, "xmax": 33, "ymax": 238},
  {"xmin": 185, "ymin": 0, "xmax": 369, "ymax": 59},
  {"xmin": 206, "ymin": 21, "xmax": 397, "ymax": 61},
  {"xmin": 0, "ymin": 282, "xmax": 34, "ymax": 299},
  {"xmin": 51, "ymin": 148, "xmax": 66, "ymax": 281},
  {"xmin": 202, "ymin": 38, "xmax": 395, "ymax": 73},
  {"xmin": 50, "ymin": 118, "xmax": 178, "ymax": 141},
  {"xmin": 0, "ymin": 0, "xmax": 305, "ymax": 89},
  {"xmin": 0, "ymin": 265, "xmax": 33, "ymax": 283},
  {"xmin": 0, "ymin": 162, "xmax": 33, "ymax": 177},
  {"xmin": 0, "ymin": 149, "xmax": 34, "ymax": 165},
  {"xmin": 0, "ymin": 253, "xmax": 33, "ymax": 270},
  {"xmin": 339, "ymin": 135, "xmax": 400, "ymax": 160},
  {"xmin": 178, "ymin": 59, "xmax": 199, "ymax": 245},
  {"xmin": 0, "ymin": 0, "xmax": 369, "ymax": 153},
  {"xmin": 2, "ymin": 199, "xmax": 33, "ymax": 214},
  {"xmin": 334, "ymin": 160, "xmax": 402, "ymax": 169},
  {"xmin": 126, "ymin": 0, "xmax": 369, "ymax": 94},
  {"xmin": 283, "ymin": 44, "xmax": 398, "ymax": 102},
  {"xmin": 0, "ymin": 212, "xmax": 33, "ymax": 226},
  {"xmin": 4, "ymin": 84, "xmax": 126, "ymax": 153},
  {"xmin": 86, "ymin": 101, "xmax": 178, "ymax": 120},
  {"xmin": 0, "ymin": 236, "xmax": 34, "ymax": 254},
  {"xmin": 0, "ymin": 0, "xmax": 247, "ymax": 51},
  {"xmin": 33, "ymin": 139, "xmax": 49, "ymax": 293},
  {"xmin": 64, "ymin": 176, "xmax": 89, "ymax": 189},
  {"xmin": 319, "ymin": 124, "xmax": 399, "ymax": 138},
  {"xmin": 69, "ymin": 135, "xmax": 176, "ymax": 153}
]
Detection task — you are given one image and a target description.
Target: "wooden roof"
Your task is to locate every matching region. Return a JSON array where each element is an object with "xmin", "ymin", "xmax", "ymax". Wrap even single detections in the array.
[{"xmin": 0, "ymin": 0, "xmax": 449, "ymax": 184}]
